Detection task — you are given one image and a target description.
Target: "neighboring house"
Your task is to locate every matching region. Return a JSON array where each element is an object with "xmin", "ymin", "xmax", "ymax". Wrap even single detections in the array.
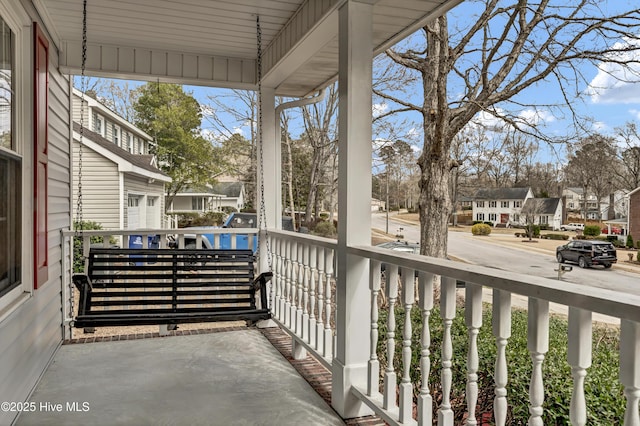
[
  {"xmin": 167, "ymin": 185, "xmax": 225, "ymax": 214},
  {"xmin": 628, "ymin": 187, "xmax": 640, "ymax": 243},
  {"xmin": 600, "ymin": 190, "xmax": 629, "ymax": 220},
  {"xmin": 168, "ymin": 182, "xmax": 246, "ymax": 216},
  {"xmin": 72, "ymin": 91, "xmax": 171, "ymax": 230},
  {"xmin": 562, "ymin": 187, "xmax": 627, "ymax": 219},
  {"xmin": 472, "ymin": 187, "xmax": 534, "ymax": 226},
  {"xmin": 520, "ymin": 198, "xmax": 563, "ymax": 231},
  {"xmin": 371, "ymin": 198, "xmax": 386, "ymax": 211},
  {"xmin": 212, "ymin": 182, "xmax": 246, "ymax": 212}
]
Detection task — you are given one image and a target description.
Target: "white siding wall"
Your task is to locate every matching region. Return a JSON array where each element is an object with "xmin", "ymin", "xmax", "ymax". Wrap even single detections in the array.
[
  {"xmin": 0, "ymin": 9, "xmax": 69, "ymax": 424},
  {"xmin": 72, "ymin": 142, "xmax": 121, "ymax": 229}
]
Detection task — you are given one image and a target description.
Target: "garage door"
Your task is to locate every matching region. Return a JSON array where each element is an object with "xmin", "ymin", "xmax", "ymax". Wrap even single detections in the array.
[{"xmin": 127, "ymin": 195, "xmax": 140, "ymax": 229}]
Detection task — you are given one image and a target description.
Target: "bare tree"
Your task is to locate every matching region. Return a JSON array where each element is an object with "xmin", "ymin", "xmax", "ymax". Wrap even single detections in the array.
[
  {"xmin": 614, "ymin": 121, "xmax": 640, "ymax": 190},
  {"xmin": 564, "ymin": 134, "xmax": 619, "ymax": 219},
  {"xmin": 300, "ymin": 84, "xmax": 339, "ymax": 224},
  {"xmin": 374, "ymin": 1, "xmax": 640, "ymax": 258}
]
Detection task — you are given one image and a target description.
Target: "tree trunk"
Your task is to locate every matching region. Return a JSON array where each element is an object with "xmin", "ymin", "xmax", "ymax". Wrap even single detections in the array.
[
  {"xmin": 283, "ymin": 126, "xmax": 297, "ymax": 230},
  {"xmin": 418, "ymin": 16, "xmax": 452, "ymax": 259}
]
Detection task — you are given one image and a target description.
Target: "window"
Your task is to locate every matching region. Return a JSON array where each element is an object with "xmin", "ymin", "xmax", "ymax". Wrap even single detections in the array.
[
  {"xmin": 501, "ymin": 201, "xmax": 509, "ymax": 208},
  {"xmin": 476, "ymin": 201, "xmax": 484, "ymax": 208},
  {"xmin": 192, "ymin": 198, "xmax": 204, "ymax": 211},
  {"xmin": 147, "ymin": 197, "xmax": 156, "ymax": 207},
  {"xmin": 489, "ymin": 201, "xmax": 496, "ymax": 208},
  {"xmin": 475, "ymin": 213, "xmax": 485, "ymax": 221},
  {"xmin": 512, "ymin": 214, "xmax": 520, "ymax": 222},
  {"xmin": 128, "ymin": 196, "xmax": 139, "ymax": 207},
  {"xmin": 489, "ymin": 213, "xmax": 497, "ymax": 222},
  {"xmin": 514, "ymin": 200, "xmax": 522, "ymax": 208},
  {"xmin": 539, "ymin": 216, "xmax": 549, "ymax": 224},
  {"xmin": 0, "ymin": 16, "xmax": 22, "ymax": 298},
  {"xmin": 93, "ymin": 113, "xmax": 104, "ymax": 136},
  {"xmin": 127, "ymin": 133, "xmax": 132, "ymax": 152},
  {"xmin": 112, "ymin": 124, "xmax": 120, "ymax": 146}
]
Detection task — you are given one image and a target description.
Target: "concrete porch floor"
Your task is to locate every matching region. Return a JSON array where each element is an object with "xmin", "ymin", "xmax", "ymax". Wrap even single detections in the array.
[{"xmin": 16, "ymin": 328, "xmax": 346, "ymax": 426}]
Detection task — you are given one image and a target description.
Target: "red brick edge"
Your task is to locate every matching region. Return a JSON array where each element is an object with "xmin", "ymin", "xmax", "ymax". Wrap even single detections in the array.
[
  {"xmin": 260, "ymin": 327, "xmax": 386, "ymax": 426},
  {"xmin": 63, "ymin": 325, "xmax": 247, "ymax": 344}
]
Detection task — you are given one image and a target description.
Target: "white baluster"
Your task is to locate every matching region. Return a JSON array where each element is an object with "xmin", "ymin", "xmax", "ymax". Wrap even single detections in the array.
[
  {"xmin": 308, "ymin": 245, "xmax": 317, "ymax": 347},
  {"xmin": 275, "ymin": 237, "xmax": 283, "ymax": 319},
  {"xmin": 277, "ymin": 238, "xmax": 286, "ymax": 321},
  {"xmin": 465, "ymin": 283, "xmax": 482, "ymax": 425},
  {"xmin": 399, "ymin": 268, "xmax": 415, "ymax": 424},
  {"xmin": 291, "ymin": 241, "xmax": 300, "ymax": 332},
  {"xmin": 527, "ymin": 298, "xmax": 549, "ymax": 426},
  {"xmin": 323, "ymin": 248, "xmax": 334, "ymax": 359},
  {"xmin": 284, "ymin": 240, "xmax": 293, "ymax": 328},
  {"xmin": 568, "ymin": 307, "xmax": 592, "ymax": 426},
  {"xmin": 493, "ymin": 289, "xmax": 511, "ymax": 426},
  {"xmin": 269, "ymin": 234, "xmax": 277, "ymax": 312},
  {"xmin": 383, "ymin": 265, "xmax": 398, "ymax": 411},
  {"xmin": 300, "ymin": 243, "xmax": 309, "ymax": 340},
  {"xmin": 620, "ymin": 319, "xmax": 640, "ymax": 426},
  {"xmin": 438, "ymin": 276, "xmax": 456, "ymax": 426},
  {"xmin": 418, "ymin": 271, "xmax": 434, "ymax": 426},
  {"xmin": 295, "ymin": 243, "xmax": 304, "ymax": 337},
  {"xmin": 368, "ymin": 260, "xmax": 382, "ymax": 396},
  {"xmin": 316, "ymin": 247, "xmax": 325, "ymax": 355}
]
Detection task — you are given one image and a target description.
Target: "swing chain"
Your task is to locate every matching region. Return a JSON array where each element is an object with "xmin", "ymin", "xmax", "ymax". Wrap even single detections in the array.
[
  {"xmin": 71, "ymin": 0, "xmax": 88, "ymax": 325},
  {"xmin": 76, "ymin": 0, "xmax": 87, "ymax": 233},
  {"xmin": 256, "ymin": 16, "xmax": 272, "ymax": 271}
]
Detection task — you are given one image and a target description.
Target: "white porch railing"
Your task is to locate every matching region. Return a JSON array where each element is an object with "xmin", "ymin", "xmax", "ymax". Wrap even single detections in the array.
[
  {"xmin": 267, "ymin": 230, "xmax": 337, "ymax": 369},
  {"xmin": 343, "ymin": 244, "xmax": 640, "ymax": 426},
  {"xmin": 60, "ymin": 228, "xmax": 640, "ymax": 425}
]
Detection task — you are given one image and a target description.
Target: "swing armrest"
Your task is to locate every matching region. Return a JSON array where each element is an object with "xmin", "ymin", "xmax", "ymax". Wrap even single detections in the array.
[
  {"xmin": 252, "ymin": 272, "xmax": 273, "ymax": 291},
  {"xmin": 72, "ymin": 273, "xmax": 93, "ymax": 292}
]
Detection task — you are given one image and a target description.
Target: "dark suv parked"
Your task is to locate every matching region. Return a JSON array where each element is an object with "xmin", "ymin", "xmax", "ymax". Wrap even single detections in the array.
[{"xmin": 556, "ymin": 240, "xmax": 617, "ymax": 269}]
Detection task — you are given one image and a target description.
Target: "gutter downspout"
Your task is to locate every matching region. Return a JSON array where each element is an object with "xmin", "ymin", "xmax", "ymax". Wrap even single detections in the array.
[{"xmin": 275, "ymin": 89, "xmax": 326, "ymax": 229}]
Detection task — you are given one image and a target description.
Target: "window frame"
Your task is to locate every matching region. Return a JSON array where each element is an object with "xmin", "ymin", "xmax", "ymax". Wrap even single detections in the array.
[{"xmin": 0, "ymin": 5, "xmax": 30, "ymax": 313}]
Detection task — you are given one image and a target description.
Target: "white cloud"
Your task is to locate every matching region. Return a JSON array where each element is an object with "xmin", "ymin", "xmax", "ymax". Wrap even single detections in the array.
[
  {"xmin": 372, "ymin": 103, "xmax": 388, "ymax": 118},
  {"xmin": 592, "ymin": 121, "xmax": 608, "ymax": 131},
  {"xmin": 587, "ymin": 38, "xmax": 640, "ymax": 104},
  {"xmin": 630, "ymin": 109, "xmax": 640, "ymax": 120},
  {"xmin": 518, "ymin": 109, "xmax": 555, "ymax": 126}
]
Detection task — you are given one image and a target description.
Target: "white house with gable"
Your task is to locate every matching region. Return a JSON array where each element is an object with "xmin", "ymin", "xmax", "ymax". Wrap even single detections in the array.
[{"xmin": 472, "ymin": 187, "xmax": 534, "ymax": 226}]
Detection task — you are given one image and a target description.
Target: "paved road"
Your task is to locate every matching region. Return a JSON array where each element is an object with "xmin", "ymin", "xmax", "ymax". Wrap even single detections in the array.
[{"xmin": 372, "ymin": 212, "xmax": 640, "ymax": 296}]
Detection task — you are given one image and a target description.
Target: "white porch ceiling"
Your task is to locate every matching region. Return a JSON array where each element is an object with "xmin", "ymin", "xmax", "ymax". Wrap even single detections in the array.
[{"xmin": 35, "ymin": 0, "xmax": 462, "ymax": 97}]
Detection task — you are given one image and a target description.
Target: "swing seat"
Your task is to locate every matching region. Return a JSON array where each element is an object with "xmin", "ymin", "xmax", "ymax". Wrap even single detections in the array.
[{"xmin": 72, "ymin": 248, "xmax": 272, "ymax": 328}]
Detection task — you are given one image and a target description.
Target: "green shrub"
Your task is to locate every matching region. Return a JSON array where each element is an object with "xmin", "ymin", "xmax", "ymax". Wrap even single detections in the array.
[
  {"xmin": 312, "ymin": 221, "xmax": 336, "ymax": 238},
  {"xmin": 626, "ymin": 234, "xmax": 634, "ymax": 249},
  {"xmin": 583, "ymin": 225, "xmax": 601, "ymax": 237},
  {"xmin": 544, "ymin": 233, "xmax": 569, "ymax": 240},
  {"xmin": 378, "ymin": 306, "xmax": 624, "ymax": 424},
  {"xmin": 483, "ymin": 221, "xmax": 494, "ymax": 227},
  {"xmin": 73, "ymin": 220, "xmax": 106, "ymax": 273},
  {"xmin": 471, "ymin": 223, "xmax": 492, "ymax": 236},
  {"xmin": 472, "ymin": 220, "xmax": 485, "ymax": 225},
  {"xmin": 637, "ymin": 250, "xmax": 640, "ymax": 262},
  {"xmin": 177, "ymin": 211, "xmax": 225, "ymax": 227},
  {"xmin": 637, "ymin": 240, "xmax": 640, "ymax": 250}
]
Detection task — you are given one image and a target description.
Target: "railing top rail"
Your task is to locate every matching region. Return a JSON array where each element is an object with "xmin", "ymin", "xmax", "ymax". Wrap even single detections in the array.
[
  {"xmin": 350, "ymin": 244, "xmax": 640, "ymax": 323},
  {"xmin": 61, "ymin": 228, "xmax": 258, "ymax": 237},
  {"xmin": 265, "ymin": 229, "xmax": 337, "ymax": 250}
]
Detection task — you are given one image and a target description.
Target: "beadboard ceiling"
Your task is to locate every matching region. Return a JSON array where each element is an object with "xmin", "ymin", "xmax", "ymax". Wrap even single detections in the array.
[{"xmin": 36, "ymin": 0, "xmax": 461, "ymax": 96}]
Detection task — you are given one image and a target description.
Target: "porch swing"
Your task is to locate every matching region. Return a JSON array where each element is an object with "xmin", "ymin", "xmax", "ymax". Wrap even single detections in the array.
[{"xmin": 71, "ymin": 2, "xmax": 272, "ymax": 329}]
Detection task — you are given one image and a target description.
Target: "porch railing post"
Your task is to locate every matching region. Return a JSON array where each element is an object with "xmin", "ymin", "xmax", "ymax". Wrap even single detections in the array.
[{"xmin": 331, "ymin": 0, "xmax": 374, "ymax": 419}]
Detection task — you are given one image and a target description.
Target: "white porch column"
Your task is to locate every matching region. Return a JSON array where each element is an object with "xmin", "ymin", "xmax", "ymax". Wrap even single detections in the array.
[
  {"xmin": 332, "ymin": 0, "xmax": 373, "ymax": 419},
  {"xmin": 257, "ymin": 86, "xmax": 281, "ymax": 273}
]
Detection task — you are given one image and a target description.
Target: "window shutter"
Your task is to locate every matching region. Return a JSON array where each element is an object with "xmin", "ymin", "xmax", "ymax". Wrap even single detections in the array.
[{"xmin": 34, "ymin": 23, "xmax": 49, "ymax": 288}]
